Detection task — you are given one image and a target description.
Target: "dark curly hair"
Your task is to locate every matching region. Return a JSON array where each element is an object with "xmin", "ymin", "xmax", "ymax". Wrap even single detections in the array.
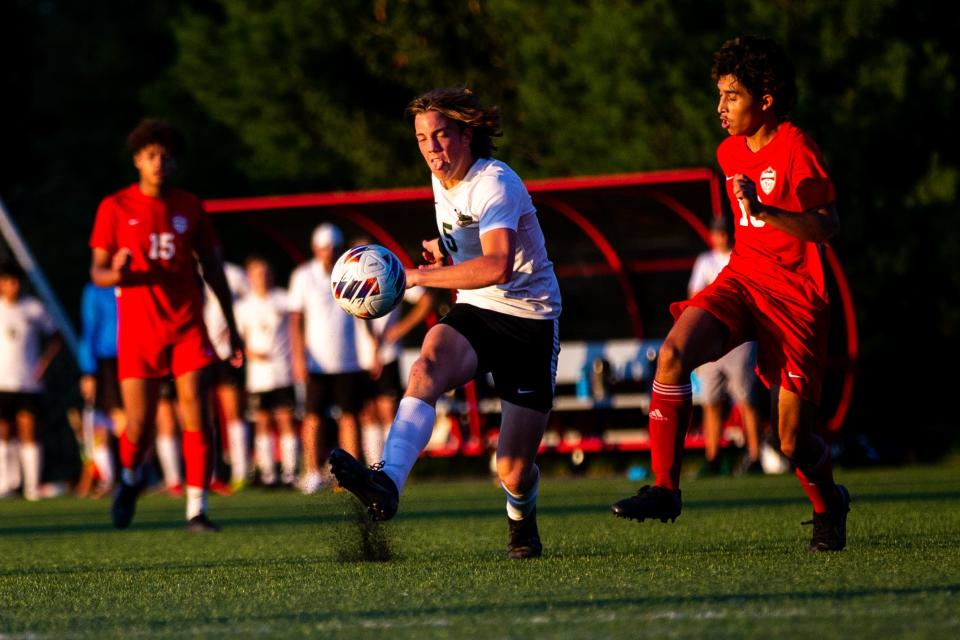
[
  {"xmin": 126, "ymin": 118, "xmax": 187, "ymax": 156},
  {"xmin": 712, "ymin": 36, "xmax": 797, "ymax": 119},
  {"xmin": 405, "ymin": 87, "xmax": 502, "ymax": 158}
]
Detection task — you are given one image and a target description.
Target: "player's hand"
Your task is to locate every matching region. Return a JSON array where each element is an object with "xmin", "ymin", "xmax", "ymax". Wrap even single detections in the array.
[
  {"xmin": 111, "ymin": 248, "xmax": 132, "ymax": 274},
  {"xmin": 79, "ymin": 375, "xmax": 96, "ymax": 405},
  {"xmin": 228, "ymin": 331, "xmax": 245, "ymax": 368},
  {"xmin": 733, "ymin": 174, "xmax": 765, "ymax": 219},
  {"xmin": 421, "ymin": 238, "xmax": 445, "ymax": 265}
]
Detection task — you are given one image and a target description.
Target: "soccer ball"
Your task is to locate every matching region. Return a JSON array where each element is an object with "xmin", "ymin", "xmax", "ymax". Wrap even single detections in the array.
[{"xmin": 330, "ymin": 244, "xmax": 406, "ymax": 319}]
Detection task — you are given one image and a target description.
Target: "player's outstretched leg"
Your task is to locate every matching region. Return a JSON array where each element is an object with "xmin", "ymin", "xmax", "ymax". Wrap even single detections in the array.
[
  {"xmin": 804, "ymin": 484, "xmax": 851, "ymax": 551},
  {"xmin": 329, "ymin": 448, "xmax": 399, "ymax": 521}
]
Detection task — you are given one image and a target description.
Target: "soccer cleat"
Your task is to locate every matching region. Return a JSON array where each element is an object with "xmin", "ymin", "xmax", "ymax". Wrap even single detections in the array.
[
  {"xmin": 186, "ymin": 513, "xmax": 222, "ymax": 533},
  {"xmin": 507, "ymin": 509, "xmax": 543, "ymax": 560},
  {"xmin": 111, "ymin": 480, "xmax": 142, "ymax": 530},
  {"xmin": 328, "ymin": 448, "xmax": 399, "ymax": 521},
  {"xmin": 209, "ymin": 479, "xmax": 234, "ymax": 497},
  {"xmin": 165, "ymin": 483, "xmax": 183, "ymax": 498},
  {"xmin": 804, "ymin": 484, "xmax": 851, "ymax": 552},
  {"xmin": 611, "ymin": 484, "xmax": 682, "ymax": 523}
]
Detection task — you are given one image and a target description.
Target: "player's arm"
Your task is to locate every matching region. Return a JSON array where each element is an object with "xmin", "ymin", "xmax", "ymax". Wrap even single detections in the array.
[
  {"xmin": 288, "ymin": 311, "xmax": 308, "ymax": 383},
  {"xmin": 733, "ymin": 174, "xmax": 839, "ymax": 243},
  {"xmin": 406, "ymin": 228, "xmax": 515, "ymax": 290},
  {"xmin": 90, "ymin": 247, "xmax": 152, "ymax": 287},
  {"xmin": 196, "ymin": 245, "xmax": 244, "ymax": 367}
]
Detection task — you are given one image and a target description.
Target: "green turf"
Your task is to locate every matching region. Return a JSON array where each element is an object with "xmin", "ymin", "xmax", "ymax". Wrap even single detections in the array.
[{"xmin": 2, "ymin": 463, "xmax": 959, "ymax": 639}]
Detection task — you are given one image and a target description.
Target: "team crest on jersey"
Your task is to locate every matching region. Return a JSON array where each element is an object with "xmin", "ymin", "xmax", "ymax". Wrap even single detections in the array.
[
  {"xmin": 454, "ymin": 208, "xmax": 477, "ymax": 227},
  {"xmin": 172, "ymin": 215, "xmax": 189, "ymax": 234},
  {"xmin": 760, "ymin": 167, "xmax": 777, "ymax": 195}
]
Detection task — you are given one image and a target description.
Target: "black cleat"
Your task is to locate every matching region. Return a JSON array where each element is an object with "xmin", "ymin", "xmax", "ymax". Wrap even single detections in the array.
[
  {"xmin": 507, "ymin": 509, "xmax": 543, "ymax": 560},
  {"xmin": 329, "ymin": 448, "xmax": 399, "ymax": 522},
  {"xmin": 111, "ymin": 480, "xmax": 142, "ymax": 530},
  {"xmin": 611, "ymin": 485, "xmax": 682, "ymax": 523},
  {"xmin": 805, "ymin": 484, "xmax": 851, "ymax": 551},
  {"xmin": 186, "ymin": 513, "xmax": 222, "ymax": 533}
]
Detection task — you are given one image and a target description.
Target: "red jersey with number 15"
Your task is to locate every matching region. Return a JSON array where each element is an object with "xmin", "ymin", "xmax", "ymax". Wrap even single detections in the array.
[
  {"xmin": 89, "ymin": 184, "xmax": 217, "ymax": 340},
  {"xmin": 717, "ymin": 121, "xmax": 836, "ymax": 303}
]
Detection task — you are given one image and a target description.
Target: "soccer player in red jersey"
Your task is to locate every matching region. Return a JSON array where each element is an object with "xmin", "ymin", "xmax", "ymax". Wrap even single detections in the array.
[
  {"xmin": 89, "ymin": 119, "xmax": 243, "ymax": 532},
  {"xmin": 612, "ymin": 36, "xmax": 851, "ymax": 551}
]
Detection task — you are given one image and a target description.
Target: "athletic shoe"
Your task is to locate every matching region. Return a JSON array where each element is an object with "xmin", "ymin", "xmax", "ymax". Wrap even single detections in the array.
[
  {"xmin": 209, "ymin": 479, "xmax": 234, "ymax": 497},
  {"xmin": 111, "ymin": 480, "xmax": 142, "ymax": 530},
  {"xmin": 186, "ymin": 513, "xmax": 221, "ymax": 533},
  {"xmin": 507, "ymin": 509, "xmax": 543, "ymax": 560},
  {"xmin": 328, "ymin": 448, "xmax": 399, "ymax": 521},
  {"xmin": 610, "ymin": 484, "xmax": 682, "ymax": 523},
  {"xmin": 696, "ymin": 458, "xmax": 724, "ymax": 479},
  {"xmin": 805, "ymin": 484, "xmax": 851, "ymax": 552},
  {"xmin": 739, "ymin": 457, "xmax": 765, "ymax": 476},
  {"xmin": 299, "ymin": 470, "xmax": 326, "ymax": 495},
  {"xmin": 166, "ymin": 483, "xmax": 183, "ymax": 498}
]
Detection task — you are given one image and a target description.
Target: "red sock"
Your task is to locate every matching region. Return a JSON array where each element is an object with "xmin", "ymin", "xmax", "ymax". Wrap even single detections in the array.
[
  {"xmin": 119, "ymin": 431, "xmax": 141, "ymax": 470},
  {"xmin": 794, "ymin": 437, "xmax": 839, "ymax": 513},
  {"xmin": 649, "ymin": 381, "xmax": 692, "ymax": 491},
  {"xmin": 182, "ymin": 430, "xmax": 210, "ymax": 490}
]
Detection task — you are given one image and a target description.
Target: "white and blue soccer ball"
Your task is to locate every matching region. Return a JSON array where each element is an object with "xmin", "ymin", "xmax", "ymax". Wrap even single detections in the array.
[{"xmin": 330, "ymin": 244, "xmax": 406, "ymax": 319}]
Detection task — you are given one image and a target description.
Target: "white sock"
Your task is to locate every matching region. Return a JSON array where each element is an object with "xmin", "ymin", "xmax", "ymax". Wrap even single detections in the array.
[
  {"xmin": 0, "ymin": 440, "xmax": 8, "ymax": 494},
  {"xmin": 227, "ymin": 420, "xmax": 248, "ymax": 483},
  {"xmin": 20, "ymin": 443, "xmax": 41, "ymax": 500},
  {"xmin": 280, "ymin": 433, "xmax": 298, "ymax": 479},
  {"xmin": 361, "ymin": 424, "xmax": 386, "ymax": 465},
  {"xmin": 255, "ymin": 434, "xmax": 276, "ymax": 483},
  {"xmin": 501, "ymin": 465, "xmax": 540, "ymax": 521},
  {"xmin": 156, "ymin": 435, "xmax": 182, "ymax": 486},
  {"xmin": 186, "ymin": 485, "xmax": 207, "ymax": 520},
  {"xmin": 92, "ymin": 443, "xmax": 114, "ymax": 486},
  {"xmin": 382, "ymin": 397, "xmax": 435, "ymax": 493},
  {"xmin": 7, "ymin": 440, "xmax": 21, "ymax": 490}
]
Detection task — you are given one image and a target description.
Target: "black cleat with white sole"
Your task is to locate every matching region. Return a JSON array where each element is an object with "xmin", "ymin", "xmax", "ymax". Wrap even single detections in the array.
[
  {"xmin": 611, "ymin": 485, "xmax": 682, "ymax": 523},
  {"xmin": 329, "ymin": 448, "xmax": 399, "ymax": 522},
  {"xmin": 507, "ymin": 509, "xmax": 543, "ymax": 560}
]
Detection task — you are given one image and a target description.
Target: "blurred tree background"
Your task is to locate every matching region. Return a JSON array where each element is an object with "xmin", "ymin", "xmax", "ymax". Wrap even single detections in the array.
[{"xmin": 1, "ymin": 0, "xmax": 956, "ymax": 459}]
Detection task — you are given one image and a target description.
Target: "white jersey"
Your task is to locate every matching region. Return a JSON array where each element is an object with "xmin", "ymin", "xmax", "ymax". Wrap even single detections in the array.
[
  {"xmin": 204, "ymin": 262, "xmax": 249, "ymax": 360},
  {"xmin": 356, "ymin": 286, "xmax": 426, "ymax": 369},
  {"xmin": 0, "ymin": 296, "xmax": 57, "ymax": 392},
  {"xmin": 433, "ymin": 158, "xmax": 561, "ymax": 320},
  {"xmin": 235, "ymin": 289, "xmax": 293, "ymax": 393},
  {"xmin": 288, "ymin": 259, "xmax": 360, "ymax": 374},
  {"xmin": 689, "ymin": 248, "xmax": 732, "ymax": 295}
]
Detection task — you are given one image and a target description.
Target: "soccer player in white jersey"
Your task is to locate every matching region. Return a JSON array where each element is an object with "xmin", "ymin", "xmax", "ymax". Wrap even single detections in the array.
[
  {"xmin": 0, "ymin": 263, "xmax": 63, "ymax": 500},
  {"xmin": 235, "ymin": 256, "xmax": 299, "ymax": 486},
  {"xmin": 331, "ymin": 87, "xmax": 562, "ymax": 560},
  {"xmin": 289, "ymin": 224, "xmax": 366, "ymax": 493}
]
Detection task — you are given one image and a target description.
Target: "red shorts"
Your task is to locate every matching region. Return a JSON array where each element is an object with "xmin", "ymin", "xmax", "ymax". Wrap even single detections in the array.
[
  {"xmin": 670, "ymin": 271, "xmax": 830, "ymax": 405},
  {"xmin": 118, "ymin": 322, "xmax": 217, "ymax": 381}
]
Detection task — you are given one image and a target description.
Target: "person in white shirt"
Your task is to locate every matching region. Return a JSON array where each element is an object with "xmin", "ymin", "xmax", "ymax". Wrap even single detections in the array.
[
  {"xmin": 331, "ymin": 88, "xmax": 561, "ymax": 560},
  {"xmin": 203, "ymin": 261, "xmax": 250, "ymax": 489},
  {"xmin": 689, "ymin": 216, "xmax": 762, "ymax": 476},
  {"xmin": 235, "ymin": 256, "xmax": 298, "ymax": 486},
  {"xmin": 0, "ymin": 263, "xmax": 62, "ymax": 500},
  {"xmin": 289, "ymin": 223, "xmax": 366, "ymax": 493}
]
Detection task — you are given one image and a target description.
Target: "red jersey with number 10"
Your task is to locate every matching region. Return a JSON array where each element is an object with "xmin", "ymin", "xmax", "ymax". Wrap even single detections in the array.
[
  {"xmin": 717, "ymin": 121, "xmax": 836, "ymax": 304},
  {"xmin": 89, "ymin": 184, "xmax": 217, "ymax": 340}
]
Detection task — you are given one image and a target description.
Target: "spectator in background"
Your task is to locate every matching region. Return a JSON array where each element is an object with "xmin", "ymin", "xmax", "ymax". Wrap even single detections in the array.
[
  {"xmin": 77, "ymin": 281, "xmax": 125, "ymax": 495},
  {"xmin": 352, "ymin": 236, "xmax": 435, "ymax": 465},
  {"xmin": 288, "ymin": 223, "xmax": 365, "ymax": 494},
  {"xmin": 0, "ymin": 262, "xmax": 63, "ymax": 500},
  {"xmin": 204, "ymin": 261, "xmax": 250, "ymax": 490},
  {"xmin": 235, "ymin": 256, "xmax": 298, "ymax": 487},
  {"xmin": 688, "ymin": 216, "xmax": 763, "ymax": 476}
]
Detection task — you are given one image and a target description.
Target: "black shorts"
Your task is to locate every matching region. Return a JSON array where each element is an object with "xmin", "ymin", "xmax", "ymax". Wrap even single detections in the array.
[
  {"xmin": 210, "ymin": 359, "xmax": 243, "ymax": 389},
  {"xmin": 367, "ymin": 360, "xmax": 403, "ymax": 400},
  {"xmin": 248, "ymin": 386, "xmax": 296, "ymax": 414},
  {"xmin": 305, "ymin": 372, "xmax": 366, "ymax": 418},
  {"xmin": 0, "ymin": 392, "xmax": 43, "ymax": 423},
  {"xmin": 94, "ymin": 357, "xmax": 123, "ymax": 413},
  {"xmin": 439, "ymin": 303, "xmax": 560, "ymax": 413}
]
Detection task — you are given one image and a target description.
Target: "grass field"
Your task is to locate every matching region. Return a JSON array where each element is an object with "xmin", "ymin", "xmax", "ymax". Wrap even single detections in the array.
[{"xmin": 2, "ymin": 461, "xmax": 959, "ymax": 639}]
